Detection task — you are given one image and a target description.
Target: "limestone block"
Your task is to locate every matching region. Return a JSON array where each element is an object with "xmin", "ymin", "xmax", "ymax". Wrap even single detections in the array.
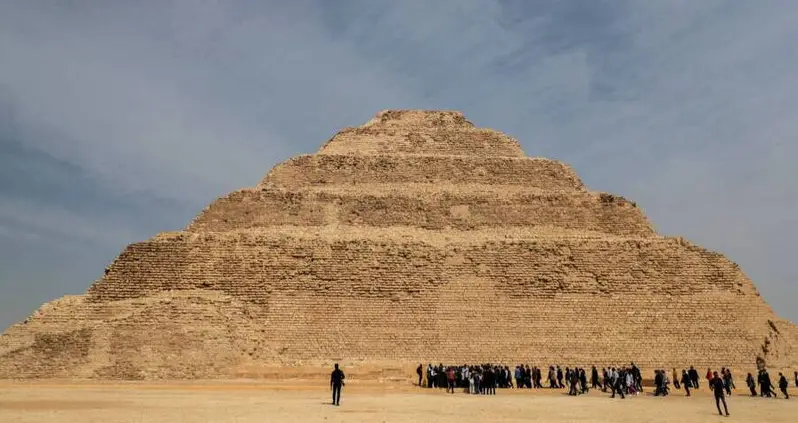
[
  {"xmin": 262, "ymin": 154, "xmax": 586, "ymax": 191},
  {"xmin": 186, "ymin": 187, "xmax": 653, "ymax": 236}
]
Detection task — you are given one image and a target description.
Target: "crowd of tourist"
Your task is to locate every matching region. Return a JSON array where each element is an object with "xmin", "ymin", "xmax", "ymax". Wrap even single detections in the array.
[
  {"xmin": 330, "ymin": 363, "xmax": 796, "ymax": 414},
  {"xmin": 414, "ymin": 362, "xmax": 797, "ymax": 402}
]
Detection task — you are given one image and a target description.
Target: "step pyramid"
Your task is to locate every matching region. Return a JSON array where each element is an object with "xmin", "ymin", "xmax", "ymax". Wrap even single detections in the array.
[{"xmin": 1, "ymin": 110, "xmax": 796, "ymax": 379}]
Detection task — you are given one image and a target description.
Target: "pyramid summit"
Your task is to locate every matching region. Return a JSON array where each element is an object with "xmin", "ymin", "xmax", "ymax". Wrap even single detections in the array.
[{"xmin": 1, "ymin": 109, "xmax": 796, "ymax": 380}]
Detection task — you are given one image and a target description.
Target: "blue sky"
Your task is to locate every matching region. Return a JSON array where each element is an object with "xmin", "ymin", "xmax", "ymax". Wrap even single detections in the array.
[{"xmin": 1, "ymin": 0, "xmax": 797, "ymax": 330}]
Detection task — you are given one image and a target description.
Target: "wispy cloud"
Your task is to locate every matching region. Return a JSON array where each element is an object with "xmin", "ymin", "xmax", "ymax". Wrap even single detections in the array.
[{"xmin": 1, "ymin": 0, "xmax": 797, "ymax": 329}]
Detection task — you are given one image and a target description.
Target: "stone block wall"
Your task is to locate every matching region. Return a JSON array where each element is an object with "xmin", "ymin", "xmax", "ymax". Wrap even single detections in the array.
[
  {"xmin": 319, "ymin": 127, "xmax": 525, "ymax": 157},
  {"xmin": 185, "ymin": 188, "xmax": 653, "ymax": 236},
  {"xmin": 262, "ymin": 154, "xmax": 585, "ymax": 191},
  {"xmin": 2, "ymin": 109, "xmax": 796, "ymax": 380}
]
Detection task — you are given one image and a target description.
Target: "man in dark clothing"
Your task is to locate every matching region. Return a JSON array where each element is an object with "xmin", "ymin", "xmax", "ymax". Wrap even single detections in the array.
[
  {"xmin": 330, "ymin": 363, "xmax": 345, "ymax": 406},
  {"xmin": 711, "ymin": 371, "xmax": 730, "ymax": 416},
  {"xmin": 778, "ymin": 373, "xmax": 790, "ymax": 399},
  {"xmin": 689, "ymin": 366, "xmax": 699, "ymax": 389},
  {"xmin": 557, "ymin": 366, "xmax": 564, "ymax": 389},
  {"xmin": 794, "ymin": 371, "xmax": 797, "ymax": 388},
  {"xmin": 591, "ymin": 366, "xmax": 600, "ymax": 390},
  {"xmin": 654, "ymin": 370, "xmax": 664, "ymax": 396},
  {"xmin": 416, "ymin": 364, "xmax": 423, "ymax": 387},
  {"xmin": 631, "ymin": 363, "xmax": 642, "ymax": 392},
  {"xmin": 746, "ymin": 373, "xmax": 757, "ymax": 397},
  {"xmin": 761, "ymin": 369, "xmax": 777, "ymax": 398},
  {"xmin": 681, "ymin": 370, "xmax": 692, "ymax": 397},
  {"xmin": 611, "ymin": 368, "xmax": 625, "ymax": 399},
  {"xmin": 534, "ymin": 366, "xmax": 543, "ymax": 388}
]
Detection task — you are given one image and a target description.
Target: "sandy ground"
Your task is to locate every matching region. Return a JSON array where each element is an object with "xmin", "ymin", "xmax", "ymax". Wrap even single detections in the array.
[{"xmin": 1, "ymin": 380, "xmax": 796, "ymax": 422}]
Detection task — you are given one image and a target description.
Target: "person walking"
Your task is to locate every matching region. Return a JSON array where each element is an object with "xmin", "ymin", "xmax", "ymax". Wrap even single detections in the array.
[
  {"xmin": 778, "ymin": 373, "xmax": 790, "ymax": 399},
  {"xmin": 330, "ymin": 363, "xmax": 345, "ymax": 406},
  {"xmin": 611, "ymin": 368, "xmax": 625, "ymax": 399},
  {"xmin": 711, "ymin": 371, "xmax": 730, "ymax": 417},
  {"xmin": 689, "ymin": 366, "xmax": 699, "ymax": 388},
  {"xmin": 416, "ymin": 364, "xmax": 423, "ymax": 387},
  {"xmin": 681, "ymin": 370, "xmax": 692, "ymax": 397},
  {"xmin": 746, "ymin": 373, "xmax": 757, "ymax": 396}
]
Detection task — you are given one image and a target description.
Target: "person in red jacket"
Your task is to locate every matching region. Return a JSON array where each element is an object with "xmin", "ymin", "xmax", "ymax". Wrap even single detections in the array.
[{"xmin": 706, "ymin": 368, "xmax": 713, "ymax": 386}]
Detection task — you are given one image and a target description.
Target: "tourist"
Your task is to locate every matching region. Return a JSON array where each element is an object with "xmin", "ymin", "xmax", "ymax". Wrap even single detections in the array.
[
  {"xmin": 689, "ymin": 366, "xmax": 700, "ymax": 388},
  {"xmin": 626, "ymin": 369, "xmax": 637, "ymax": 396},
  {"xmin": 416, "ymin": 364, "xmax": 423, "ymax": 387},
  {"xmin": 711, "ymin": 371, "xmax": 730, "ymax": 416},
  {"xmin": 330, "ymin": 363, "xmax": 345, "ymax": 406},
  {"xmin": 681, "ymin": 370, "xmax": 692, "ymax": 397},
  {"xmin": 654, "ymin": 370, "xmax": 664, "ymax": 396},
  {"xmin": 568, "ymin": 369, "xmax": 579, "ymax": 396},
  {"xmin": 557, "ymin": 365, "xmax": 564, "ymax": 388},
  {"xmin": 446, "ymin": 367, "xmax": 456, "ymax": 393},
  {"xmin": 723, "ymin": 368, "xmax": 734, "ymax": 395},
  {"xmin": 579, "ymin": 368, "xmax": 588, "ymax": 394},
  {"xmin": 611, "ymin": 367, "xmax": 625, "ymax": 399},
  {"xmin": 536, "ymin": 366, "xmax": 543, "ymax": 388},
  {"xmin": 760, "ymin": 369, "xmax": 777, "ymax": 398},
  {"xmin": 778, "ymin": 373, "xmax": 790, "ymax": 399},
  {"xmin": 672, "ymin": 368, "xmax": 681, "ymax": 389},
  {"xmin": 591, "ymin": 366, "xmax": 600, "ymax": 390},
  {"xmin": 706, "ymin": 368, "xmax": 713, "ymax": 388},
  {"xmin": 794, "ymin": 371, "xmax": 797, "ymax": 388},
  {"xmin": 746, "ymin": 373, "xmax": 757, "ymax": 396},
  {"xmin": 631, "ymin": 363, "xmax": 642, "ymax": 392}
]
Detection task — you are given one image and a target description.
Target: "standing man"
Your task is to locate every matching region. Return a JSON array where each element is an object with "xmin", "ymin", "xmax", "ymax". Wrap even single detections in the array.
[
  {"xmin": 416, "ymin": 364, "xmax": 423, "ymax": 387},
  {"xmin": 330, "ymin": 363, "xmax": 345, "ymax": 406},
  {"xmin": 711, "ymin": 371, "xmax": 730, "ymax": 417}
]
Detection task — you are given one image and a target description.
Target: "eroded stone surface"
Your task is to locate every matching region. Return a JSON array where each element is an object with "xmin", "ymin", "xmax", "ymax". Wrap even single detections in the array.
[{"xmin": 1, "ymin": 110, "xmax": 796, "ymax": 380}]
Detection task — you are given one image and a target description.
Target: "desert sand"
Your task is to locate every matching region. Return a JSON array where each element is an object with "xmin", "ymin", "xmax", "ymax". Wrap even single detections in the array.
[{"xmin": 1, "ymin": 380, "xmax": 796, "ymax": 423}]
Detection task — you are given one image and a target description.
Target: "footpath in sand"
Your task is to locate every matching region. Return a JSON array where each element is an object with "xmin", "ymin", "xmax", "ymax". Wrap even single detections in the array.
[{"xmin": 1, "ymin": 380, "xmax": 796, "ymax": 423}]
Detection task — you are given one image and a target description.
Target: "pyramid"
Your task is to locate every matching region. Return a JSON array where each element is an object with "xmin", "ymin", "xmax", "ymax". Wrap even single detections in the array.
[{"xmin": 1, "ymin": 110, "xmax": 796, "ymax": 380}]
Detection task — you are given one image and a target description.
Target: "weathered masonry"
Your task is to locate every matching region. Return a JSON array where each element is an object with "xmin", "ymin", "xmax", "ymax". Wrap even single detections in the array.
[{"xmin": 1, "ymin": 110, "xmax": 796, "ymax": 379}]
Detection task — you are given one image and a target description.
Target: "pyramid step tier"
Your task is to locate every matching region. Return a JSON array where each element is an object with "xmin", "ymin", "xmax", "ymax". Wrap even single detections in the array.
[
  {"xmin": 318, "ymin": 127, "xmax": 525, "ymax": 157},
  {"xmin": 186, "ymin": 187, "xmax": 653, "ymax": 236},
  {"xmin": 87, "ymin": 227, "xmax": 755, "ymax": 303},
  {"xmin": 261, "ymin": 154, "xmax": 585, "ymax": 191}
]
